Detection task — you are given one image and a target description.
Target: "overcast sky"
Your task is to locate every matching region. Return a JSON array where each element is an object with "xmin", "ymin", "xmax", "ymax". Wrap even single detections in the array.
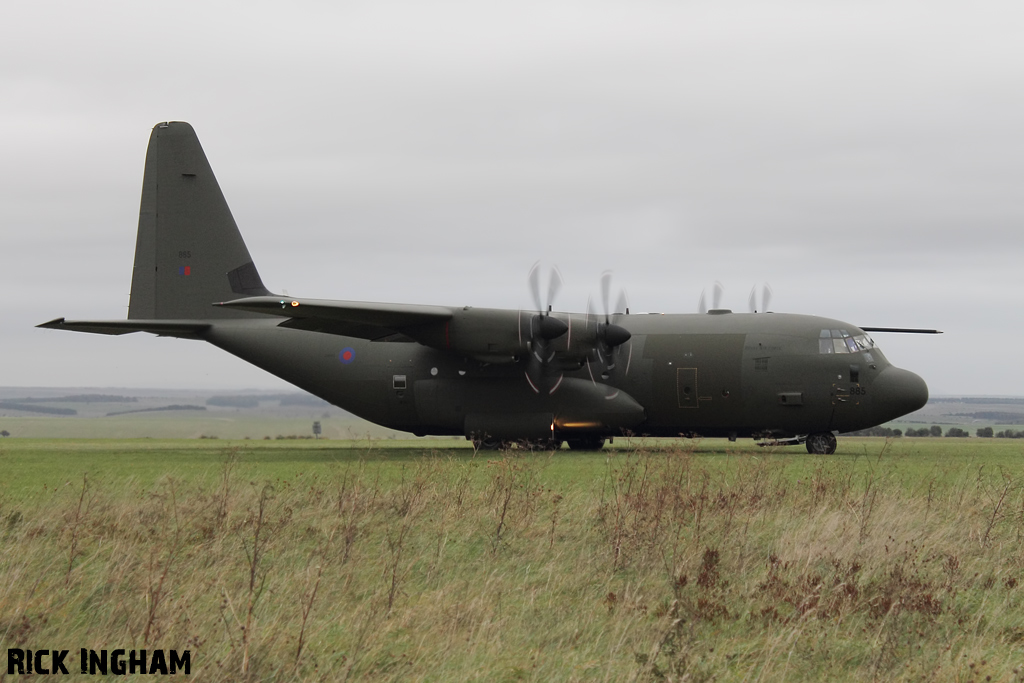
[{"xmin": 3, "ymin": 1, "xmax": 1022, "ymax": 395}]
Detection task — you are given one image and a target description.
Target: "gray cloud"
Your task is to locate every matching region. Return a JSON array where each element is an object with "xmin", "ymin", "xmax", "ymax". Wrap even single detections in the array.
[{"xmin": 3, "ymin": 1, "xmax": 1021, "ymax": 394}]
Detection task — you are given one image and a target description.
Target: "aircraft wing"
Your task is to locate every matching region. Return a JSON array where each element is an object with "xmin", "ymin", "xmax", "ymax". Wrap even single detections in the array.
[
  {"xmin": 216, "ymin": 296, "xmax": 453, "ymax": 340},
  {"xmin": 38, "ymin": 298, "xmax": 454, "ymax": 343}
]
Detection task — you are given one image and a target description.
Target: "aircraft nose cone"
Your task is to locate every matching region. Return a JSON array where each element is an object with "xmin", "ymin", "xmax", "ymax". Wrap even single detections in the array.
[{"xmin": 873, "ymin": 366, "xmax": 929, "ymax": 422}]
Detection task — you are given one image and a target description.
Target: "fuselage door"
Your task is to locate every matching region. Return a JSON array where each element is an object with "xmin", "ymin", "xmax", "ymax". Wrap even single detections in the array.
[{"xmin": 677, "ymin": 367, "xmax": 698, "ymax": 408}]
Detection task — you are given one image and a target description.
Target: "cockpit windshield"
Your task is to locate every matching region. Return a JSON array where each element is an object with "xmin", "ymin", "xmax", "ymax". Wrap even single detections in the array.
[{"xmin": 819, "ymin": 329, "xmax": 875, "ymax": 357}]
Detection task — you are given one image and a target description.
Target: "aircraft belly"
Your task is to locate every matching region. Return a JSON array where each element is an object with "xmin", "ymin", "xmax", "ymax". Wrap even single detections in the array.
[{"xmin": 412, "ymin": 377, "xmax": 646, "ymax": 438}]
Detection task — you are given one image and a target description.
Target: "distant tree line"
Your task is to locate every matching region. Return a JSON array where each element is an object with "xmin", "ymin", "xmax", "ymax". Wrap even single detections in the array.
[
  {"xmin": 893, "ymin": 425, "xmax": 1024, "ymax": 438},
  {"xmin": 207, "ymin": 395, "xmax": 261, "ymax": 408},
  {"xmin": 952, "ymin": 411, "xmax": 1024, "ymax": 424},
  {"xmin": 206, "ymin": 393, "xmax": 330, "ymax": 408},
  {"xmin": 0, "ymin": 402, "xmax": 77, "ymax": 415},
  {"xmin": 278, "ymin": 394, "xmax": 330, "ymax": 407},
  {"xmin": 729, "ymin": 422, "xmax": 1024, "ymax": 440},
  {"xmin": 2, "ymin": 394, "xmax": 137, "ymax": 404},
  {"xmin": 904, "ymin": 426, "xmax": 945, "ymax": 437},
  {"xmin": 106, "ymin": 405, "xmax": 206, "ymax": 417},
  {"xmin": 969, "ymin": 427, "xmax": 1024, "ymax": 438},
  {"xmin": 843, "ymin": 426, "xmax": 903, "ymax": 437}
]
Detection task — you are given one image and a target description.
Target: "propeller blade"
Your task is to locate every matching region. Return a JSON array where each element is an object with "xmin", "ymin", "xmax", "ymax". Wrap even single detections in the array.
[
  {"xmin": 748, "ymin": 283, "xmax": 773, "ymax": 313},
  {"xmin": 712, "ymin": 281, "xmax": 724, "ymax": 310},
  {"xmin": 586, "ymin": 271, "xmax": 634, "ymax": 381},
  {"xmin": 525, "ymin": 368, "xmax": 541, "ymax": 394},
  {"xmin": 523, "ymin": 262, "xmax": 567, "ymax": 395},
  {"xmin": 547, "ymin": 267, "xmax": 563, "ymax": 312},
  {"xmin": 527, "ymin": 261, "xmax": 542, "ymax": 313},
  {"xmin": 525, "ymin": 342, "xmax": 546, "ymax": 393},
  {"xmin": 698, "ymin": 289, "xmax": 707, "ymax": 314},
  {"xmin": 600, "ymin": 270, "xmax": 612, "ymax": 322},
  {"xmin": 615, "ymin": 290, "xmax": 629, "ymax": 316}
]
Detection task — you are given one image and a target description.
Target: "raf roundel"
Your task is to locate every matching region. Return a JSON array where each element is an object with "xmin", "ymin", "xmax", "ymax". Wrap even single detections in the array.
[{"xmin": 339, "ymin": 347, "xmax": 356, "ymax": 364}]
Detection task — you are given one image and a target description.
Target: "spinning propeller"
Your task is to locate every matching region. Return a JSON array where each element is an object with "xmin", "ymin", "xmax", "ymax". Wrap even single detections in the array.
[
  {"xmin": 697, "ymin": 281, "xmax": 724, "ymax": 314},
  {"xmin": 520, "ymin": 264, "xmax": 634, "ymax": 395},
  {"xmin": 524, "ymin": 262, "xmax": 568, "ymax": 394},
  {"xmin": 747, "ymin": 283, "xmax": 773, "ymax": 313},
  {"xmin": 586, "ymin": 271, "xmax": 632, "ymax": 384}
]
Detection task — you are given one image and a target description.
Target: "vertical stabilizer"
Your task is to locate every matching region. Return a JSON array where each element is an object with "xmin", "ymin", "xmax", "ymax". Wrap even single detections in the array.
[{"xmin": 128, "ymin": 121, "xmax": 270, "ymax": 320}]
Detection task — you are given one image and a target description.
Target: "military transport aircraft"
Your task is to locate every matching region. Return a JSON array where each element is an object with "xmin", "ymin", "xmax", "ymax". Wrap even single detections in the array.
[{"xmin": 39, "ymin": 122, "xmax": 938, "ymax": 454}]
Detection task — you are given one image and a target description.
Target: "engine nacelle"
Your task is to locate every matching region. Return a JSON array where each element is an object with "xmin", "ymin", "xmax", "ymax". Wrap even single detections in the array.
[{"xmin": 406, "ymin": 307, "xmax": 628, "ymax": 363}]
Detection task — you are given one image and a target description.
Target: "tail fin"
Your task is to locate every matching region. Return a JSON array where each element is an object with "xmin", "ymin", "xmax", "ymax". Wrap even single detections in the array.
[{"xmin": 128, "ymin": 121, "xmax": 271, "ymax": 320}]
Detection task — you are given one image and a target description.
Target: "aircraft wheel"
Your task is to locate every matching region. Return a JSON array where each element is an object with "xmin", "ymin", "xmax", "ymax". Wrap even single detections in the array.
[
  {"xmin": 518, "ymin": 438, "xmax": 563, "ymax": 451},
  {"xmin": 566, "ymin": 436, "xmax": 606, "ymax": 451},
  {"xmin": 473, "ymin": 436, "xmax": 503, "ymax": 451},
  {"xmin": 805, "ymin": 432, "xmax": 837, "ymax": 455}
]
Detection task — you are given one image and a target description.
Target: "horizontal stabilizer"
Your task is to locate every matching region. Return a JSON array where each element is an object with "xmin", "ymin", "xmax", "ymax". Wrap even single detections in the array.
[
  {"xmin": 37, "ymin": 318, "xmax": 210, "ymax": 339},
  {"xmin": 217, "ymin": 297, "xmax": 453, "ymax": 335}
]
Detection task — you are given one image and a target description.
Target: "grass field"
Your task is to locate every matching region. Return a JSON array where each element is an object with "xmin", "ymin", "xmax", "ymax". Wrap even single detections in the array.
[
  {"xmin": 1, "ymin": 437, "xmax": 1022, "ymax": 681},
  {"xmin": 0, "ymin": 413, "xmax": 401, "ymax": 441}
]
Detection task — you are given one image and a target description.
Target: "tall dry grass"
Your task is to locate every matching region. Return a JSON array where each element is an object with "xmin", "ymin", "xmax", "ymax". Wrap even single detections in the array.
[{"xmin": 0, "ymin": 444, "xmax": 1022, "ymax": 681}]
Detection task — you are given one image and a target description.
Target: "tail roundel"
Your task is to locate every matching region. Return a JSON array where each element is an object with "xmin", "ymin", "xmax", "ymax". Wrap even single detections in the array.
[{"xmin": 128, "ymin": 122, "xmax": 271, "ymax": 321}]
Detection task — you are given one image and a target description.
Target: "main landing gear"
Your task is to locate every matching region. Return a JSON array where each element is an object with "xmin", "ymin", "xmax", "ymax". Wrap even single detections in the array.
[
  {"xmin": 805, "ymin": 432, "xmax": 838, "ymax": 455},
  {"xmin": 471, "ymin": 437, "xmax": 564, "ymax": 451},
  {"xmin": 470, "ymin": 435, "xmax": 607, "ymax": 451}
]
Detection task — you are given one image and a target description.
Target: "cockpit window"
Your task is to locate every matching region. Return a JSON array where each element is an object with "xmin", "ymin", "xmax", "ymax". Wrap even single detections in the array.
[{"xmin": 819, "ymin": 329, "xmax": 876, "ymax": 355}]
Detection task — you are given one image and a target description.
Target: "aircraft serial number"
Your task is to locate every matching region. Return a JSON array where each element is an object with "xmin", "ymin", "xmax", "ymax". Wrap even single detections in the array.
[{"xmin": 178, "ymin": 250, "xmax": 191, "ymax": 258}]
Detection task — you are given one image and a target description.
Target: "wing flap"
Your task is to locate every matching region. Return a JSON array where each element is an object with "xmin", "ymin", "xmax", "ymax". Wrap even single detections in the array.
[{"xmin": 276, "ymin": 316, "xmax": 408, "ymax": 341}]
